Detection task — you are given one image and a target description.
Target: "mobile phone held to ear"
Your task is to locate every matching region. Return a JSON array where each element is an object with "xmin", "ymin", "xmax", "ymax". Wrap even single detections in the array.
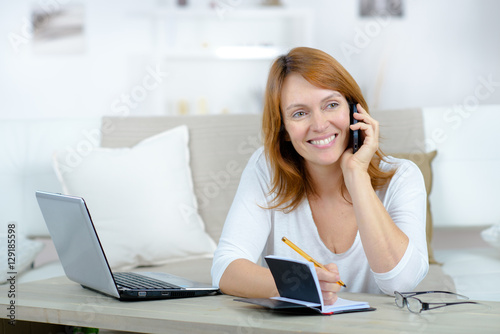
[{"xmin": 349, "ymin": 103, "xmax": 360, "ymax": 153}]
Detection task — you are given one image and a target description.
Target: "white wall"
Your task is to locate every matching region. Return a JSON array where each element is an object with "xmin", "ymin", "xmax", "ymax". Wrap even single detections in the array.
[
  {"xmin": 422, "ymin": 105, "xmax": 500, "ymax": 227},
  {"xmin": 1, "ymin": 0, "xmax": 157, "ymax": 119},
  {"xmin": 1, "ymin": 0, "xmax": 499, "ymax": 118},
  {"xmin": 291, "ymin": 0, "xmax": 500, "ymax": 110},
  {"xmin": 1, "ymin": 0, "xmax": 499, "ymax": 228}
]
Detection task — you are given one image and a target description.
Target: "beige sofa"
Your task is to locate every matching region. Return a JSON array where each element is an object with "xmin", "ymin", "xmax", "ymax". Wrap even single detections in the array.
[
  {"xmin": 2, "ymin": 113, "xmax": 456, "ymax": 291},
  {"xmin": 97, "ymin": 113, "xmax": 453, "ymax": 291}
]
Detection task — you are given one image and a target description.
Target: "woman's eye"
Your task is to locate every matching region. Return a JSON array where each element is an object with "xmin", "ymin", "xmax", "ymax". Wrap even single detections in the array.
[
  {"xmin": 326, "ymin": 102, "xmax": 339, "ymax": 109},
  {"xmin": 292, "ymin": 111, "xmax": 306, "ymax": 118}
]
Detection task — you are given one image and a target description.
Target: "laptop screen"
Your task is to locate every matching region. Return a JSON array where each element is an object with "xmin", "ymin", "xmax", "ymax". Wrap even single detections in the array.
[{"xmin": 36, "ymin": 191, "xmax": 120, "ymax": 298}]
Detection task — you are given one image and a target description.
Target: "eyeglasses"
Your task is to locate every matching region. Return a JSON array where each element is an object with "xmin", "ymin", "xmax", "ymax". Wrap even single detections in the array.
[{"xmin": 394, "ymin": 291, "xmax": 479, "ymax": 313}]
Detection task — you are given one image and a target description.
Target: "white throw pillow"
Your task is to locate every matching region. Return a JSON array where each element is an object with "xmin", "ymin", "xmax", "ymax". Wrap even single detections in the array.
[
  {"xmin": 0, "ymin": 232, "xmax": 44, "ymax": 284},
  {"xmin": 53, "ymin": 125, "xmax": 216, "ymax": 270},
  {"xmin": 481, "ymin": 223, "xmax": 500, "ymax": 250}
]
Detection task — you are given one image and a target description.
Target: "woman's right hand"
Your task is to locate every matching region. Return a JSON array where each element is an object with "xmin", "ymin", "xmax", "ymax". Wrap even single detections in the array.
[{"xmin": 316, "ymin": 263, "xmax": 342, "ymax": 305}]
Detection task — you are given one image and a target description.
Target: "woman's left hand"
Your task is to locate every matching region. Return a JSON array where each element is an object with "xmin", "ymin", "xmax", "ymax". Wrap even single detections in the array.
[{"xmin": 340, "ymin": 103, "xmax": 379, "ymax": 175}]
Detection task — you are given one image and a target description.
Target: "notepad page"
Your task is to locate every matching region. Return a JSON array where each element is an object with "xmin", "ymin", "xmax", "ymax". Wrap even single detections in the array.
[
  {"xmin": 270, "ymin": 296, "xmax": 321, "ymax": 308},
  {"xmin": 322, "ymin": 297, "xmax": 370, "ymax": 313},
  {"xmin": 272, "ymin": 296, "xmax": 369, "ymax": 313}
]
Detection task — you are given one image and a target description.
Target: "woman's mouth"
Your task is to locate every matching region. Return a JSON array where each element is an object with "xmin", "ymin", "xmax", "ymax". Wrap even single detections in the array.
[{"xmin": 309, "ymin": 134, "xmax": 336, "ymax": 146}]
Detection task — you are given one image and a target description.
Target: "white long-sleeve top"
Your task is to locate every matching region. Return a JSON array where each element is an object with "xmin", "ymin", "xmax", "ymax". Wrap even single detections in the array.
[{"xmin": 211, "ymin": 147, "xmax": 429, "ymax": 295}]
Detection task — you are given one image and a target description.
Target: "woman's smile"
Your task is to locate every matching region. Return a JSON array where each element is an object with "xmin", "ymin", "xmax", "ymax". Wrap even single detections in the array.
[{"xmin": 308, "ymin": 133, "xmax": 337, "ymax": 147}]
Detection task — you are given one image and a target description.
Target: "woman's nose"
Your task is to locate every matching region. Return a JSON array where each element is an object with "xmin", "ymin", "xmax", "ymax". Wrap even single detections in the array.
[{"xmin": 310, "ymin": 111, "xmax": 328, "ymax": 132}]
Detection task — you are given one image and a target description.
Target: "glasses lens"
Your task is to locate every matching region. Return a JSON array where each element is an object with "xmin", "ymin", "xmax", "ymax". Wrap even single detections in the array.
[
  {"xmin": 395, "ymin": 292, "xmax": 405, "ymax": 308},
  {"xmin": 407, "ymin": 297, "xmax": 422, "ymax": 313}
]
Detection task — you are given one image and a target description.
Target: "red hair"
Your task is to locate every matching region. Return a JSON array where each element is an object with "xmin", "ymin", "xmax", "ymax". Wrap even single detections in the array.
[{"xmin": 262, "ymin": 47, "xmax": 395, "ymax": 211}]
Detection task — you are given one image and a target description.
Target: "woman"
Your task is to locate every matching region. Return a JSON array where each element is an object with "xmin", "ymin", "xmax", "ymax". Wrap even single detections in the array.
[{"xmin": 211, "ymin": 47, "xmax": 428, "ymax": 305}]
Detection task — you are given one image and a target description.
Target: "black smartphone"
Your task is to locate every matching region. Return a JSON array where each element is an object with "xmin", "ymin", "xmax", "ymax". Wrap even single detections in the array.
[{"xmin": 349, "ymin": 103, "xmax": 360, "ymax": 153}]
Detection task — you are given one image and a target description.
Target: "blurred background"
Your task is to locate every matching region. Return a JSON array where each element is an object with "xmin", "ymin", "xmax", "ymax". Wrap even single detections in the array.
[
  {"xmin": 2, "ymin": 1, "xmax": 500, "ymax": 301},
  {"xmin": 1, "ymin": 0, "xmax": 499, "ymax": 118}
]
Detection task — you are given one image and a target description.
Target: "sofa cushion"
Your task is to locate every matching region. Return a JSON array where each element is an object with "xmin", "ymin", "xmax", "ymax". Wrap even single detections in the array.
[
  {"xmin": 435, "ymin": 248, "xmax": 500, "ymax": 301},
  {"xmin": 100, "ymin": 114, "xmax": 263, "ymax": 243},
  {"xmin": 414, "ymin": 263, "xmax": 456, "ymax": 292},
  {"xmin": 481, "ymin": 223, "xmax": 500, "ymax": 250},
  {"xmin": 389, "ymin": 151, "xmax": 438, "ymax": 264},
  {"xmin": 371, "ymin": 108, "xmax": 438, "ymax": 264},
  {"xmin": 53, "ymin": 125, "xmax": 216, "ymax": 270}
]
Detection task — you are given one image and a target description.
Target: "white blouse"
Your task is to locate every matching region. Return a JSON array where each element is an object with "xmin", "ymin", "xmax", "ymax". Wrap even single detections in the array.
[{"xmin": 211, "ymin": 147, "xmax": 429, "ymax": 295}]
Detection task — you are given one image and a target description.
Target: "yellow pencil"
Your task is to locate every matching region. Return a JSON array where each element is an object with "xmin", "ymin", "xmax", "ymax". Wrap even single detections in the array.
[{"xmin": 282, "ymin": 236, "xmax": 346, "ymax": 288}]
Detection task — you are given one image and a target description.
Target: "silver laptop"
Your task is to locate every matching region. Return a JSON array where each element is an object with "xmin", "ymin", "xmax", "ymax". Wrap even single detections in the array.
[{"xmin": 35, "ymin": 191, "xmax": 219, "ymax": 301}]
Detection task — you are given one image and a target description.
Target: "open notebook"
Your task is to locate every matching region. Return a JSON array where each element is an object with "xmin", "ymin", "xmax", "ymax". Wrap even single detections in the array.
[{"xmin": 235, "ymin": 255, "xmax": 375, "ymax": 315}]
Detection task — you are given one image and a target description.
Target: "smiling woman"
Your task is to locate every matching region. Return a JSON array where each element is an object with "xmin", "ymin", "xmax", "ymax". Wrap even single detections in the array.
[
  {"xmin": 279, "ymin": 74, "xmax": 352, "ymax": 198},
  {"xmin": 263, "ymin": 47, "xmax": 395, "ymax": 212},
  {"xmin": 211, "ymin": 47, "xmax": 429, "ymax": 305}
]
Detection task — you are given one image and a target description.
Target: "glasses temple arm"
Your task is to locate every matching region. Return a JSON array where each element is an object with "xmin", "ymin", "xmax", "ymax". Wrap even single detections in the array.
[
  {"xmin": 423, "ymin": 301, "xmax": 479, "ymax": 311},
  {"xmin": 398, "ymin": 290, "xmax": 470, "ymax": 300}
]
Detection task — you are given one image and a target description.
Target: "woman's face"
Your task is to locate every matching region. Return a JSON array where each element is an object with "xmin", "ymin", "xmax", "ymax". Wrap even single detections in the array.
[{"xmin": 280, "ymin": 72, "xmax": 351, "ymax": 170}]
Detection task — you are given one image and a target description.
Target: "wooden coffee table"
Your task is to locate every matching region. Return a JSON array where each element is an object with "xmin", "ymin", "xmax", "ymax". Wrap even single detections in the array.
[{"xmin": 1, "ymin": 276, "xmax": 500, "ymax": 333}]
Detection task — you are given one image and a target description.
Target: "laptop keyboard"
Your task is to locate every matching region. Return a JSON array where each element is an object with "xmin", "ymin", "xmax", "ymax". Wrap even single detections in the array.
[{"xmin": 114, "ymin": 272, "xmax": 181, "ymax": 290}]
